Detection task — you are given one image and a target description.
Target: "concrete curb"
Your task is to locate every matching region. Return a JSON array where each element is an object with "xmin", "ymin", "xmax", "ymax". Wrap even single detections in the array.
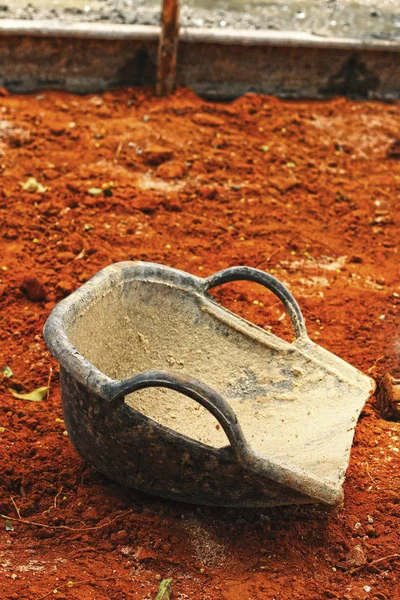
[
  {"xmin": 0, "ymin": 19, "xmax": 399, "ymax": 51},
  {"xmin": 0, "ymin": 19, "xmax": 399, "ymax": 98}
]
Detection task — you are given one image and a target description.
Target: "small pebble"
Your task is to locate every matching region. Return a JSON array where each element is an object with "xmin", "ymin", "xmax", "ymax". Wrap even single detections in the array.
[{"xmin": 20, "ymin": 276, "xmax": 46, "ymax": 302}]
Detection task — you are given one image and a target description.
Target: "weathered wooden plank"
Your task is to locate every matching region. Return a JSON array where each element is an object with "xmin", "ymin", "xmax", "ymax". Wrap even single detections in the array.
[{"xmin": 376, "ymin": 374, "xmax": 400, "ymax": 421}]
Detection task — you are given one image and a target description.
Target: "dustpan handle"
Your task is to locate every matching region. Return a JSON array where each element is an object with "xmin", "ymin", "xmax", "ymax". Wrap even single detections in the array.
[
  {"xmin": 104, "ymin": 369, "xmax": 251, "ymax": 459},
  {"xmin": 203, "ymin": 266, "xmax": 307, "ymax": 339}
]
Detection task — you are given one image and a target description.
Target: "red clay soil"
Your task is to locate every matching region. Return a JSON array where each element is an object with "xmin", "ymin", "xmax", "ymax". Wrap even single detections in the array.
[{"xmin": 0, "ymin": 88, "xmax": 400, "ymax": 600}]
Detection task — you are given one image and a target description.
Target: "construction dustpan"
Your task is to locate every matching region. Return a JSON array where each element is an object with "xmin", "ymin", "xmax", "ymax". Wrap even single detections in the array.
[{"xmin": 44, "ymin": 262, "xmax": 375, "ymax": 507}]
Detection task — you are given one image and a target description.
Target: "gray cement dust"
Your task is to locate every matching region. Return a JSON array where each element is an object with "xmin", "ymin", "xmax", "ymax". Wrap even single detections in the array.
[{"xmin": 1, "ymin": 0, "xmax": 400, "ymax": 42}]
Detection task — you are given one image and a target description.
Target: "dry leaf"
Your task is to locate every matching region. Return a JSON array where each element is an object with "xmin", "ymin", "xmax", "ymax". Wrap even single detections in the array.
[
  {"xmin": 9, "ymin": 386, "xmax": 49, "ymax": 402},
  {"xmin": 20, "ymin": 177, "xmax": 48, "ymax": 193}
]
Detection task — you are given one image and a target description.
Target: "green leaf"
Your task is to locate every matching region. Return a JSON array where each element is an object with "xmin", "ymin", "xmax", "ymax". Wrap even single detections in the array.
[
  {"xmin": 103, "ymin": 188, "xmax": 113, "ymax": 197},
  {"xmin": 87, "ymin": 188, "xmax": 102, "ymax": 195},
  {"xmin": 9, "ymin": 386, "xmax": 49, "ymax": 402},
  {"xmin": 155, "ymin": 579, "xmax": 172, "ymax": 600},
  {"xmin": 5, "ymin": 519, "xmax": 14, "ymax": 531},
  {"xmin": 2, "ymin": 366, "xmax": 13, "ymax": 378}
]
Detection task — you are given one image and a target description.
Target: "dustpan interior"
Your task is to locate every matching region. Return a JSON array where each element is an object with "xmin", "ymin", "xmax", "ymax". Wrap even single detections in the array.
[{"xmin": 67, "ymin": 276, "xmax": 370, "ymax": 486}]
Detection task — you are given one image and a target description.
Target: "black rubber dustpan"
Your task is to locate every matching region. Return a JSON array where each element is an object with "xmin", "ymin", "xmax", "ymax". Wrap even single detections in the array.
[{"xmin": 44, "ymin": 261, "xmax": 374, "ymax": 507}]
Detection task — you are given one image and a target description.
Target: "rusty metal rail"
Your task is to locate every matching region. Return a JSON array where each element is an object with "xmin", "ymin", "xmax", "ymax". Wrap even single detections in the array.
[{"xmin": 156, "ymin": 0, "xmax": 180, "ymax": 96}]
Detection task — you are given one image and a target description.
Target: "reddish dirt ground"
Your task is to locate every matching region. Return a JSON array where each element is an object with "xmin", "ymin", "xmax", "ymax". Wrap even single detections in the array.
[{"xmin": 0, "ymin": 88, "xmax": 400, "ymax": 600}]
